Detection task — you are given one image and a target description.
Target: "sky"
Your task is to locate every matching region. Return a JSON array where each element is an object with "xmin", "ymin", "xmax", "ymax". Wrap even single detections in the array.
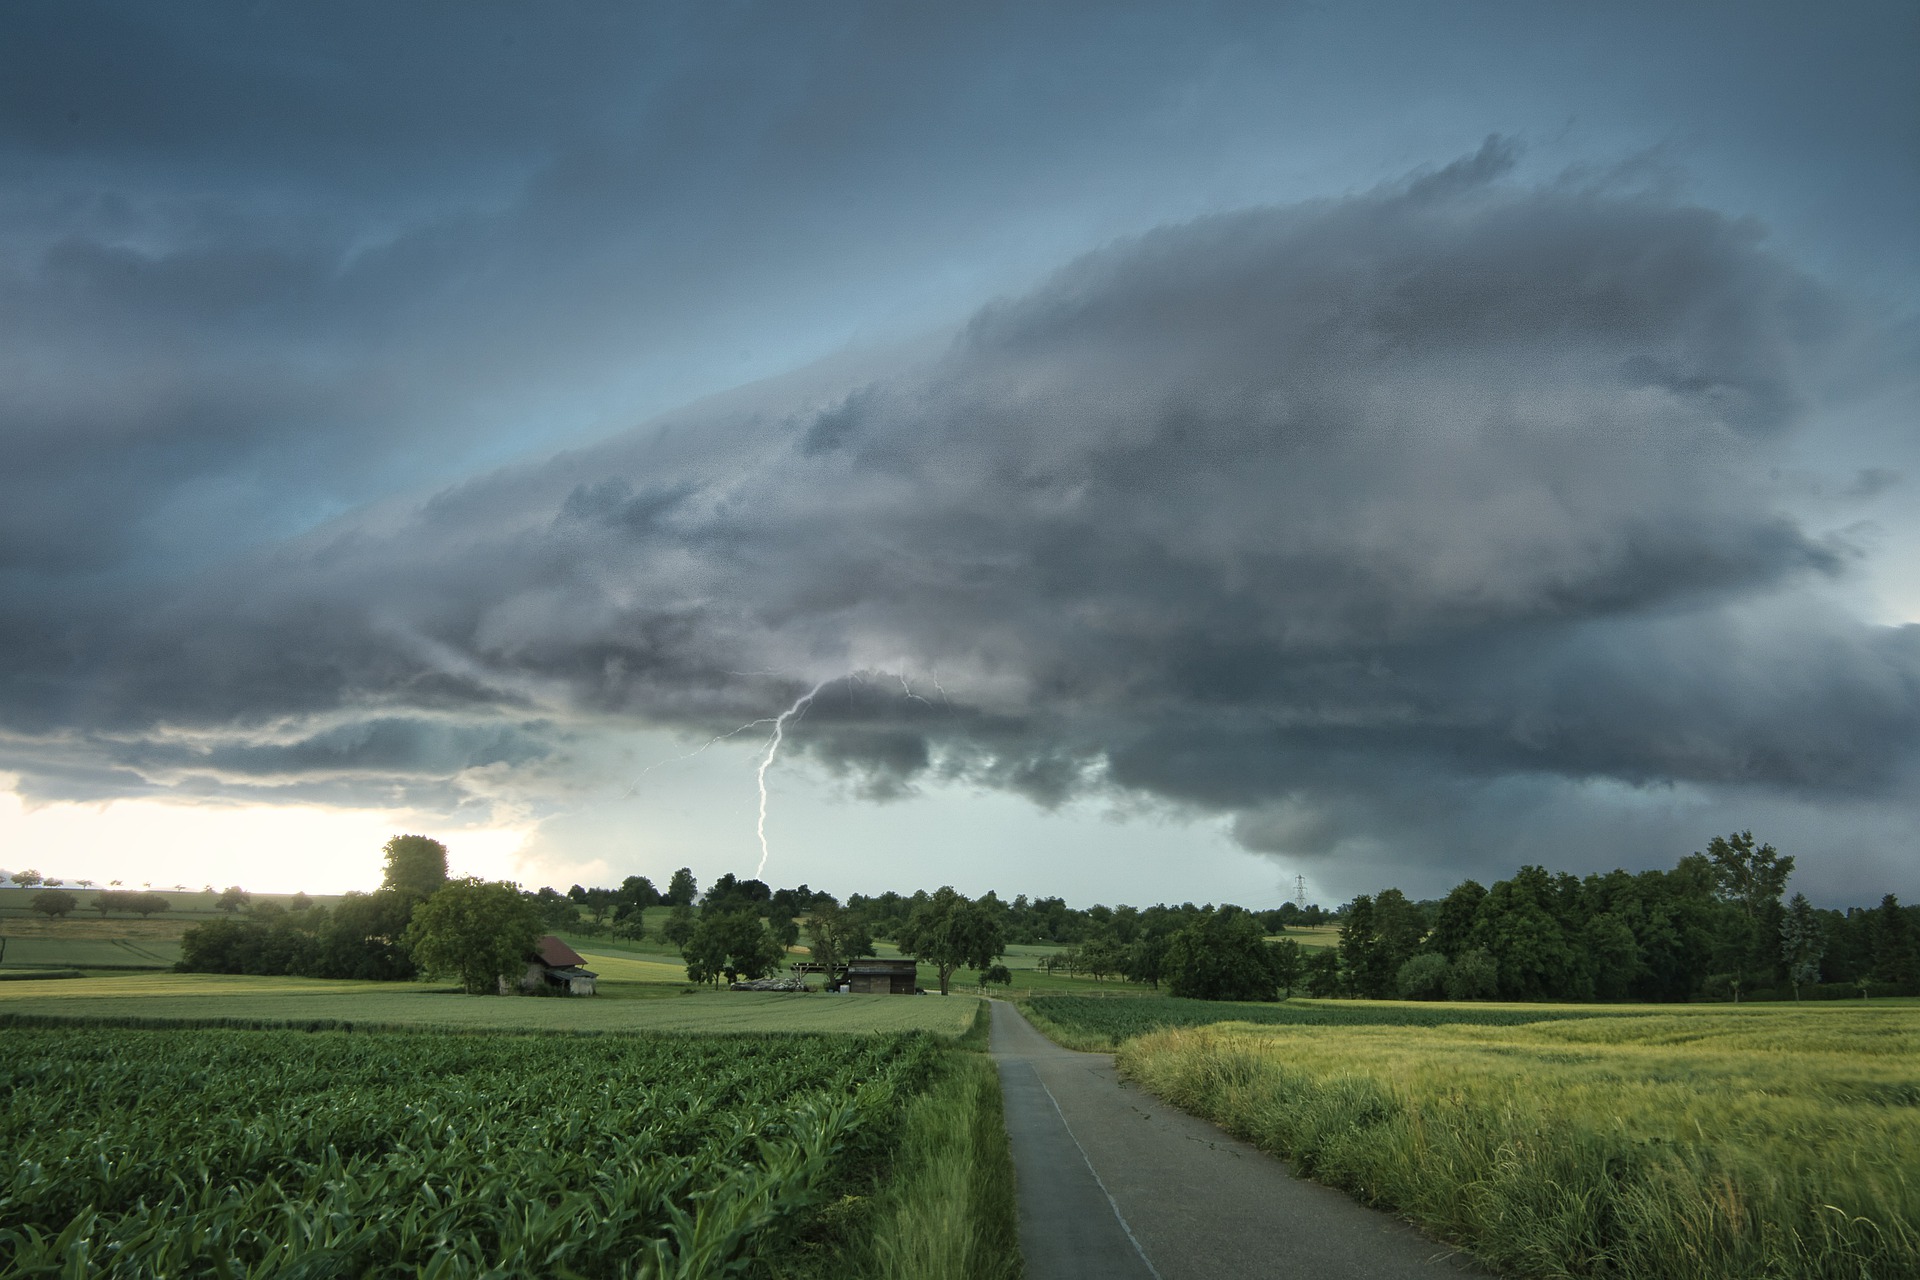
[{"xmin": 2, "ymin": 1, "xmax": 1916, "ymax": 909}]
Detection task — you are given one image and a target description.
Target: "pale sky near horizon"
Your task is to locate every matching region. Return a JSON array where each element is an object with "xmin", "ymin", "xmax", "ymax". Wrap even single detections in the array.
[{"xmin": 2, "ymin": 2, "xmax": 1916, "ymax": 909}]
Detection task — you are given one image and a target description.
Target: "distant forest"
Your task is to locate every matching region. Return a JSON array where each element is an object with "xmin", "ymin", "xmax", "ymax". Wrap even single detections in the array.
[{"xmin": 164, "ymin": 830, "xmax": 1918, "ymax": 1004}]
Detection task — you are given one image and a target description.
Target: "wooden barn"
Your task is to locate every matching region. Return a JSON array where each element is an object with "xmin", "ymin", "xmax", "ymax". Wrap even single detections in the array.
[
  {"xmin": 843, "ymin": 958, "xmax": 918, "ymax": 994},
  {"xmin": 505, "ymin": 934, "xmax": 599, "ymax": 996}
]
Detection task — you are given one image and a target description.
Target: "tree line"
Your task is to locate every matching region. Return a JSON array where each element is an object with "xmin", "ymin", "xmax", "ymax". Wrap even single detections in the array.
[{"xmin": 1324, "ymin": 833, "xmax": 1919, "ymax": 1004}]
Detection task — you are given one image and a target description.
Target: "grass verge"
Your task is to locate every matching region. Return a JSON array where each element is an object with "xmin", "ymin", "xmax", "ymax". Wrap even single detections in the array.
[
  {"xmin": 856, "ymin": 1000, "xmax": 1022, "ymax": 1280},
  {"xmin": 1116, "ymin": 1010, "xmax": 1920, "ymax": 1280}
]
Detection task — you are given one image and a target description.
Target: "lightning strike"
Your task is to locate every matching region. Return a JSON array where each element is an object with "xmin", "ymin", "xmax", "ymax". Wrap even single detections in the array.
[{"xmin": 754, "ymin": 680, "xmax": 829, "ymax": 878}]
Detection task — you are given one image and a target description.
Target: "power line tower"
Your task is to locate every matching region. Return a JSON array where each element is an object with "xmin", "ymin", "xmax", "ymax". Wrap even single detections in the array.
[{"xmin": 1294, "ymin": 874, "xmax": 1308, "ymax": 911}]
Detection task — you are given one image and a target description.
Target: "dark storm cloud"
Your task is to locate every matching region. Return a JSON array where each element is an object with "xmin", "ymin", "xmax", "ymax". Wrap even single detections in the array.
[{"xmin": 7, "ymin": 154, "xmax": 1915, "ymax": 886}]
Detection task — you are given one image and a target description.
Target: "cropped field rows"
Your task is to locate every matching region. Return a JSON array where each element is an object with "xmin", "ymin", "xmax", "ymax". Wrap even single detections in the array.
[{"xmin": 2, "ymin": 1027, "xmax": 945, "ymax": 1278}]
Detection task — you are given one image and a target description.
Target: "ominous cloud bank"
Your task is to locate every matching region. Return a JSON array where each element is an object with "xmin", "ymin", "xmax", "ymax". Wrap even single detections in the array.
[{"xmin": 5, "ymin": 147, "xmax": 1916, "ymax": 889}]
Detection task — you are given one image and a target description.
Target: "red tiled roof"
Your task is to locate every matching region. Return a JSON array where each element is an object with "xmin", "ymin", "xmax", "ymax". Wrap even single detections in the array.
[{"xmin": 534, "ymin": 935, "xmax": 587, "ymax": 967}]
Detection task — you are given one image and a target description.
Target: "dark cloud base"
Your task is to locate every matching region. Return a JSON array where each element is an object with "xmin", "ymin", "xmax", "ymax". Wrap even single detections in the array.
[{"xmin": 4, "ymin": 150, "xmax": 1915, "ymax": 893}]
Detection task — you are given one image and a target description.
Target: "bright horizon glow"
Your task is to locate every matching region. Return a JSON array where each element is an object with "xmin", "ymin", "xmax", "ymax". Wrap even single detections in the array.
[{"xmin": 0, "ymin": 784, "xmax": 534, "ymax": 896}]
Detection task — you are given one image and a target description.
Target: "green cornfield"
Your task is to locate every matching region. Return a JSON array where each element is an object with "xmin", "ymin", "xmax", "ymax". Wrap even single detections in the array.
[{"xmin": 1, "ymin": 1026, "xmax": 945, "ymax": 1278}]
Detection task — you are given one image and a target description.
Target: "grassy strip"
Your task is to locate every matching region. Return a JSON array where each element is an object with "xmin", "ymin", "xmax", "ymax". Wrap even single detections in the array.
[
  {"xmin": 1117, "ymin": 1012, "xmax": 1920, "ymax": 1280},
  {"xmin": 856, "ymin": 1000, "xmax": 1023, "ymax": 1280}
]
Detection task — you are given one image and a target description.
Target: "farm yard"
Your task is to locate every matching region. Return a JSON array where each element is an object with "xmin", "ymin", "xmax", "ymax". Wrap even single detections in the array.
[{"xmin": 0, "ymin": 1022, "xmax": 1014, "ymax": 1279}]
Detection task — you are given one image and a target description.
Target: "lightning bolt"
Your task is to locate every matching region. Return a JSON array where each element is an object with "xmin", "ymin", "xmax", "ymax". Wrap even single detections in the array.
[
  {"xmin": 754, "ymin": 680, "xmax": 829, "ymax": 879},
  {"xmin": 899, "ymin": 673, "xmax": 933, "ymax": 708}
]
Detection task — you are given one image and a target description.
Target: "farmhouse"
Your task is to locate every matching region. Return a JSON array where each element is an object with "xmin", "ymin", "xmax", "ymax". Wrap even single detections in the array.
[
  {"xmin": 507, "ymin": 934, "xmax": 598, "ymax": 996},
  {"xmin": 843, "ymin": 958, "xmax": 918, "ymax": 994}
]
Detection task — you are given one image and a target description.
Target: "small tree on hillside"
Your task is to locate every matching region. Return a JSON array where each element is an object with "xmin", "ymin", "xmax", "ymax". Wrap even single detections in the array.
[
  {"xmin": 217, "ymin": 886, "xmax": 251, "ymax": 914},
  {"xmin": 14, "ymin": 870, "xmax": 43, "ymax": 888},
  {"xmin": 665, "ymin": 867, "xmax": 698, "ymax": 907},
  {"xmin": 31, "ymin": 889, "xmax": 77, "ymax": 919},
  {"xmin": 897, "ymin": 886, "xmax": 1005, "ymax": 996},
  {"xmin": 403, "ymin": 878, "xmax": 543, "ymax": 995}
]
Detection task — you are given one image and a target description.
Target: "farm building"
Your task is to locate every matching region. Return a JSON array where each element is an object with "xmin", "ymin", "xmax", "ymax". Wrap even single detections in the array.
[
  {"xmin": 843, "ymin": 958, "xmax": 918, "ymax": 994},
  {"xmin": 504, "ymin": 934, "xmax": 599, "ymax": 996}
]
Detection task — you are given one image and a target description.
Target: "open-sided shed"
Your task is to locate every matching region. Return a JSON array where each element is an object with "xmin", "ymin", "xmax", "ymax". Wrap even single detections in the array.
[{"xmin": 843, "ymin": 958, "xmax": 918, "ymax": 994}]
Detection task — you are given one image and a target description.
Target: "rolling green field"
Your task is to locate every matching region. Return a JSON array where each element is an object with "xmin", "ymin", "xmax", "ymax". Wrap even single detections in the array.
[
  {"xmin": 1022, "ymin": 992, "xmax": 1642, "ymax": 1049},
  {"xmin": 2, "ymin": 1025, "xmax": 950, "ymax": 1277},
  {"xmin": 1114, "ymin": 1005, "xmax": 1920, "ymax": 1280},
  {"xmin": 0, "ymin": 970, "xmax": 986, "ymax": 1035}
]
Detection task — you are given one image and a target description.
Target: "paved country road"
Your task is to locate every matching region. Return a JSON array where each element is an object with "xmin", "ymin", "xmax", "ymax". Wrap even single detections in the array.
[{"xmin": 988, "ymin": 1000, "xmax": 1488, "ymax": 1280}]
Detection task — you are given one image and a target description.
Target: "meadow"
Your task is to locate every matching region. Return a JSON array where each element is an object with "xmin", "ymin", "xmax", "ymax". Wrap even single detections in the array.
[
  {"xmin": 1113, "ymin": 1005, "xmax": 1920, "ymax": 1280},
  {"xmin": 0, "ymin": 969, "xmax": 984, "ymax": 1036},
  {"xmin": 1021, "ymin": 992, "xmax": 1626, "ymax": 1049},
  {"xmin": 0, "ymin": 1022, "xmax": 1010, "ymax": 1278}
]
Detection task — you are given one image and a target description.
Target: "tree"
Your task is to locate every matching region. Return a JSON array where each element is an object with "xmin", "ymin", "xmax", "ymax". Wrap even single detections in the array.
[
  {"xmin": 1704, "ymin": 832, "xmax": 1794, "ymax": 920},
  {"xmin": 661, "ymin": 903, "xmax": 698, "ymax": 948},
  {"xmin": 216, "ymin": 886, "xmax": 251, "ymax": 914},
  {"xmin": 613, "ymin": 875, "xmax": 659, "ymax": 920},
  {"xmin": 1444, "ymin": 948, "xmax": 1499, "ymax": 1000},
  {"xmin": 30, "ymin": 889, "xmax": 77, "ymax": 919},
  {"xmin": 1269, "ymin": 937, "xmax": 1303, "ymax": 998},
  {"xmin": 980, "ymin": 963, "xmax": 1014, "ymax": 988},
  {"xmin": 14, "ymin": 869, "xmax": 43, "ymax": 888},
  {"xmin": 381, "ymin": 835, "xmax": 450, "ymax": 903},
  {"xmin": 682, "ymin": 908, "xmax": 785, "ymax": 985},
  {"xmin": 1396, "ymin": 952, "xmax": 1450, "ymax": 1000},
  {"xmin": 290, "ymin": 891, "xmax": 313, "ymax": 912},
  {"xmin": 1871, "ymin": 895, "xmax": 1918, "ymax": 987},
  {"xmin": 1164, "ymin": 908, "xmax": 1279, "ymax": 1001},
  {"xmin": 1303, "ymin": 947, "xmax": 1344, "ymax": 997},
  {"xmin": 129, "ymin": 892, "xmax": 170, "ymax": 919},
  {"xmin": 1780, "ymin": 892, "xmax": 1825, "ymax": 1000},
  {"xmin": 897, "ymin": 886, "xmax": 1006, "ymax": 996},
  {"xmin": 1428, "ymin": 880, "xmax": 1487, "ymax": 960},
  {"xmin": 403, "ymin": 878, "xmax": 543, "ymax": 995},
  {"xmin": 665, "ymin": 867, "xmax": 698, "ymax": 907}
]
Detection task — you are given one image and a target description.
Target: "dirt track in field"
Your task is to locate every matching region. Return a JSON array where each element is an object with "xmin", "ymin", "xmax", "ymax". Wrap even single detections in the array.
[{"xmin": 989, "ymin": 1000, "xmax": 1486, "ymax": 1280}]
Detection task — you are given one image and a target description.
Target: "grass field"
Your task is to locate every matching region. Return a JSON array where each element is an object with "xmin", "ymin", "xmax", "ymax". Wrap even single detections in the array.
[
  {"xmin": 0, "ymin": 969, "xmax": 986, "ymax": 1035},
  {"xmin": 1115, "ymin": 1004, "xmax": 1920, "ymax": 1280}
]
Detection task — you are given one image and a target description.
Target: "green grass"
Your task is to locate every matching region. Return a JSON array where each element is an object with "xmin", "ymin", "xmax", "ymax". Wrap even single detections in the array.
[
  {"xmin": 1116, "ymin": 1006, "xmax": 1920, "ymax": 1280},
  {"xmin": 0, "ymin": 970, "xmax": 986, "ymax": 1036},
  {"xmin": 0, "ymin": 934, "xmax": 181, "ymax": 969},
  {"xmin": 856, "ymin": 1003, "xmax": 1022, "ymax": 1280},
  {"xmin": 1, "ymin": 1025, "xmax": 946, "ymax": 1278}
]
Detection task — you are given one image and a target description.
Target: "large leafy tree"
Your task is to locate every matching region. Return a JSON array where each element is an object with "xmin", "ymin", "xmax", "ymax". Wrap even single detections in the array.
[
  {"xmin": 682, "ymin": 908, "xmax": 785, "ymax": 985},
  {"xmin": 381, "ymin": 835, "xmax": 450, "ymax": 903},
  {"xmin": 403, "ymin": 878, "xmax": 543, "ymax": 995},
  {"xmin": 30, "ymin": 889, "xmax": 76, "ymax": 919},
  {"xmin": 1164, "ymin": 907, "xmax": 1280, "ymax": 1001},
  {"xmin": 897, "ymin": 886, "xmax": 1006, "ymax": 995},
  {"xmin": 803, "ymin": 899, "xmax": 874, "ymax": 975}
]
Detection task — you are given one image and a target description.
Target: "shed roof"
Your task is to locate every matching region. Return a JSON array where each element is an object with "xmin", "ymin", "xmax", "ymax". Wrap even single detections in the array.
[{"xmin": 534, "ymin": 935, "xmax": 587, "ymax": 967}]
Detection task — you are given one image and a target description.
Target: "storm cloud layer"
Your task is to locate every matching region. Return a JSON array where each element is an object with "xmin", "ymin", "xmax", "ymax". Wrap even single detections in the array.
[{"xmin": 7, "ymin": 146, "xmax": 1915, "ymax": 883}]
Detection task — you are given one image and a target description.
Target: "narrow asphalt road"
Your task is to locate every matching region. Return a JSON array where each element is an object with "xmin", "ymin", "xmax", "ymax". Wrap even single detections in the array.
[{"xmin": 989, "ymin": 1000, "xmax": 1487, "ymax": 1280}]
